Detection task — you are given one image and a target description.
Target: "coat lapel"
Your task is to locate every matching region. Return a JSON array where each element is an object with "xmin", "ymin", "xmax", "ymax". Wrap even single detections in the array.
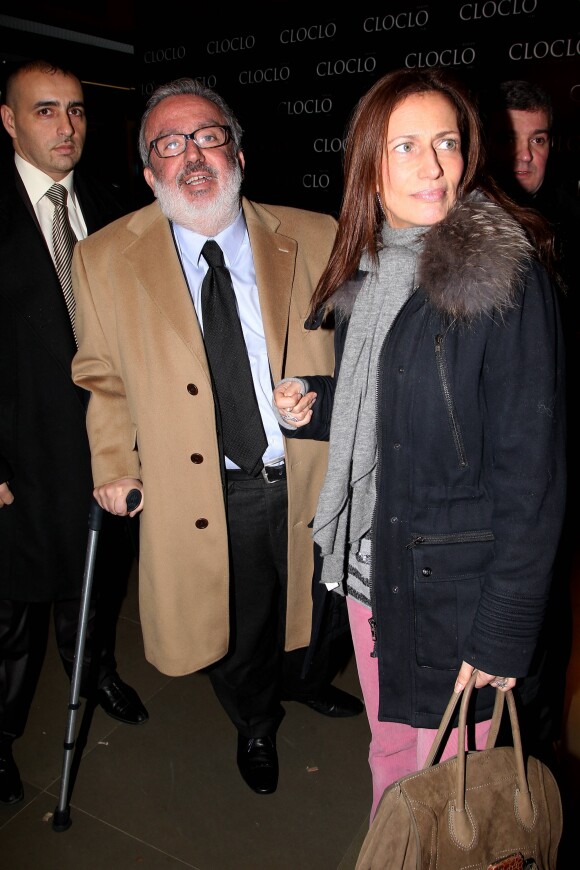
[
  {"xmin": 0, "ymin": 176, "xmax": 78, "ymax": 373},
  {"xmin": 123, "ymin": 204, "xmax": 209, "ymax": 369},
  {"xmin": 122, "ymin": 200, "xmax": 296, "ymax": 382},
  {"xmin": 243, "ymin": 199, "xmax": 295, "ymax": 384},
  {"xmin": 74, "ymin": 171, "xmax": 127, "ymax": 235}
]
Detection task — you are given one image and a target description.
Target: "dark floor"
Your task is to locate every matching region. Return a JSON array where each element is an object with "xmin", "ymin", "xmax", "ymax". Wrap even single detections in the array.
[{"xmin": 1, "ymin": 552, "xmax": 579, "ymax": 869}]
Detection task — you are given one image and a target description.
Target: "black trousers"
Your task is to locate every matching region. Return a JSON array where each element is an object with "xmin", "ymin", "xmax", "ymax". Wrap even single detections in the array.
[
  {"xmin": 207, "ymin": 472, "xmax": 344, "ymax": 739},
  {"xmin": 0, "ymin": 597, "xmax": 114, "ymax": 742},
  {"xmin": 0, "ymin": 513, "xmax": 136, "ymax": 744}
]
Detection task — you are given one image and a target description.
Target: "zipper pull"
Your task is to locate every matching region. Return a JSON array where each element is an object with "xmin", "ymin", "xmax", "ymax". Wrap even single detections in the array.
[
  {"xmin": 368, "ymin": 617, "xmax": 378, "ymax": 658},
  {"xmin": 406, "ymin": 535, "xmax": 425, "ymax": 549}
]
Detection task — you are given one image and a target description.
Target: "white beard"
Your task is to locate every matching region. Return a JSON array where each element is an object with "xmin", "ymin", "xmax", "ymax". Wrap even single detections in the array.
[{"xmin": 153, "ymin": 158, "xmax": 243, "ymax": 236}]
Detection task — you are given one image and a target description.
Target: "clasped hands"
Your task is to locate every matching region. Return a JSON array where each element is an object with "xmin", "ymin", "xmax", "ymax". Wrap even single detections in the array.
[{"xmin": 273, "ymin": 379, "xmax": 317, "ymax": 428}]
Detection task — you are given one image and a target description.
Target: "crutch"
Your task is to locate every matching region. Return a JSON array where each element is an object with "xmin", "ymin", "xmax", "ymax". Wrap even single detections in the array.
[{"xmin": 52, "ymin": 488, "xmax": 142, "ymax": 832}]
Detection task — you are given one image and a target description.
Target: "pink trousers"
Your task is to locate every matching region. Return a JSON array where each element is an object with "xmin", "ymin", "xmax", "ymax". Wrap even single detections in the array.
[{"xmin": 347, "ymin": 596, "xmax": 492, "ymax": 822}]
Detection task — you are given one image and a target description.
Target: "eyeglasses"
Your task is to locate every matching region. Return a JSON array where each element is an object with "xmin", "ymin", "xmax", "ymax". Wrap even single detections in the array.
[{"xmin": 149, "ymin": 125, "xmax": 232, "ymax": 159}]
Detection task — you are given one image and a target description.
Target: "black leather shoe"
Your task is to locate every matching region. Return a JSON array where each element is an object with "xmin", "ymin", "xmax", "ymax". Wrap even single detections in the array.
[
  {"xmin": 236, "ymin": 734, "xmax": 278, "ymax": 794},
  {"xmin": 293, "ymin": 685, "xmax": 364, "ymax": 718},
  {"xmin": 0, "ymin": 747, "xmax": 24, "ymax": 805},
  {"xmin": 98, "ymin": 674, "xmax": 149, "ymax": 725}
]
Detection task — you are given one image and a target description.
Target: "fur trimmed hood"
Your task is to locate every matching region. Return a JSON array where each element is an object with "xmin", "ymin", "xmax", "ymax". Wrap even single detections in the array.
[{"xmin": 332, "ymin": 191, "xmax": 533, "ymax": 322}]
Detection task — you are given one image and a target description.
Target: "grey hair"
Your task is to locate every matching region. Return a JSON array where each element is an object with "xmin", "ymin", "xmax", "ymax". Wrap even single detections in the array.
[{"xmin": 138, "ymin": 77, "xmax": 243, "ymax": 166}]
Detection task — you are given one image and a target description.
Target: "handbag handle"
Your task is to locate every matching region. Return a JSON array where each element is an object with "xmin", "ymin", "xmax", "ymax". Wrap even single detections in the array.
[
  {"xmin": 423, "ymin": 670, "xmax": 498, "ymax": 767},
  {"xmin": 423, "ymin": 670, "xmax": 534, "ymax": 848}
]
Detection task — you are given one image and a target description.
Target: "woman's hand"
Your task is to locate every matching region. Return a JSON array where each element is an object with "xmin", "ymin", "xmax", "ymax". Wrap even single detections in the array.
[
  {"xmin": 273, "ymin": 379, "xmax": 317, "ymax": 428},
  {"xmin": 454, "ymin": 661, "xmax": 516, "ymax": 694}
]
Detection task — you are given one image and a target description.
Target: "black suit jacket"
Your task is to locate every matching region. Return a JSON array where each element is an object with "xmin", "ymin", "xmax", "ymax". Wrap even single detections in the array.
[{"xmin": 0, "ymin": 163, "xmax": 130, "ymax": 600}]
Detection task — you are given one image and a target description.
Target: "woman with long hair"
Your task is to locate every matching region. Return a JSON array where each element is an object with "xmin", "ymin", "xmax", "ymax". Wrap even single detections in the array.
[{"xmin": 273, "ymin": 67, "xmax": 566, "ymax": 821}]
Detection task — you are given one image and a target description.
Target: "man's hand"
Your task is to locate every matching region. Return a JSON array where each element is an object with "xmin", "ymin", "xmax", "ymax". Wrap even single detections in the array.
[
  {"xmin": 0, "ymin": 481, "xmax": 14, "ymax": 508},
  {"xmin": 93, "ymin": 477, "xmax": 143, "ymax": 517}
]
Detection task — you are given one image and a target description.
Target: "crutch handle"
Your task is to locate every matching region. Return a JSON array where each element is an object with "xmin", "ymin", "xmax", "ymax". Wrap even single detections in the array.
[
  {"xmin": 126, "ymin": 488, "xmax": 142, "ymax": 512},
  {"xmin": 88, "ymin": 497, "xmax": 104, "ymax": 531},
  {"xmin": 88, "ymin": 490, "xmax": 141, "ymax": 528}
]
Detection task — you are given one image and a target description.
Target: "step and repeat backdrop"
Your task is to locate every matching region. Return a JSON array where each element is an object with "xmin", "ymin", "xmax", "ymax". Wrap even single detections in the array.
[{"xmin": 135, "ymin": 1, "xmax": 579, "ymax": 215}]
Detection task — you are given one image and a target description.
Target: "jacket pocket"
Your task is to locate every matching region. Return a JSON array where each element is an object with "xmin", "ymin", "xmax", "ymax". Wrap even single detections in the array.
[{"xmin": 409, "ymin": 530, "xmax": 494, "ymax": 669}]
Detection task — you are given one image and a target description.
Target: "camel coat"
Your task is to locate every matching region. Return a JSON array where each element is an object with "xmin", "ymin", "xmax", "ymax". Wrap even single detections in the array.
[{"xmin": 71, "ymin": 197, "xmax": 336, "ymax": 676}]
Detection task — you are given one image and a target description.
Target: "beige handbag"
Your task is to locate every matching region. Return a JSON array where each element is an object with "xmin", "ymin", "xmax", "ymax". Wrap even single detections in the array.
[{"xmin": 355, "ymin": 671, "xmax": 562, "ymax": 869}]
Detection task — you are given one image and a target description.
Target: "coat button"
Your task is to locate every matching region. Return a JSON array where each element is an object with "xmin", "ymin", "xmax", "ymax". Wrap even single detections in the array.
[
  {"xmin": 398, "ymin": 366, "xmax": 405, "ymax": 374},
  {"xmin": 422, "ymin": 567, "xmax": 432, "ymax": 577},
  {"xmin": 187, "ymin": 383, "xmax": 199, "ymax": 395},
  {"xmin": 390, "ymin": 516, "xmax": 398, "ymax": 523},
  {"xmin": 393, "ymin": 442, "xmax": 401, "ymax": 450},
  {"xmin": 190, "ymin": 453, "xmax": 203, "ymax": 464},
  {"xmin": 391, "ymin": 586, "xmax": 399, "ymax": 594},
  {"xmin": 195, "ymin": 518, "xmax": 209, "ymax": 529}
]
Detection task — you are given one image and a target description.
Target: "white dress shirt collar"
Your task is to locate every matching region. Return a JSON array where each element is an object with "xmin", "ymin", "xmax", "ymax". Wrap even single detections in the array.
[
  {"xmin": 14, "ymin": 153, "xmax": 76, "ymax": 208},
  {"xmin": 174, "ymin": 207, "xmax": 246, "ymax": 269}
]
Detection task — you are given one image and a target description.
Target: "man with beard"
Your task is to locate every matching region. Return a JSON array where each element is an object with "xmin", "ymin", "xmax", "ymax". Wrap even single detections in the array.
[{"xmin": 70, "ymin": 78, "xmax": 362, "ymax": 796}]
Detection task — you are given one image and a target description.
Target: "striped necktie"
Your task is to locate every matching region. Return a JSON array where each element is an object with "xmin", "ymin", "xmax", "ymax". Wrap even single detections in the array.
[{"xmin": 45, "ymin": 183, "xmax": 78, "ymax": 342}]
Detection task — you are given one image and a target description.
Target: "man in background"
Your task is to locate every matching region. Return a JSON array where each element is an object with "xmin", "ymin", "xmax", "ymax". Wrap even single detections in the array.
[
  {"xmin": 483, "ymin": 78, "xmax": 579, "ymax": 318},
  {"xmin": 0, "ymin": 59, "xmax": 148, "ymax": 806},
  {"xmin": 483, "ymin": 77, "xmax": 579, "ymax": 772}
]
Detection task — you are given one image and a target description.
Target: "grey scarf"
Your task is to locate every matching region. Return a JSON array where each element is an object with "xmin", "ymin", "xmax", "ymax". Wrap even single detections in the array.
[{"xmin": 312, "ymin": 225, "xmax": 425, "ymax": 590}]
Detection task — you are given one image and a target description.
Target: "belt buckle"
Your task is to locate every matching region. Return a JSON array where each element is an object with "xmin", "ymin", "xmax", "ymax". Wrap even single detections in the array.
[{"xmin": 261, "ymin": 460, "xmax": 285, "ymax": 484}]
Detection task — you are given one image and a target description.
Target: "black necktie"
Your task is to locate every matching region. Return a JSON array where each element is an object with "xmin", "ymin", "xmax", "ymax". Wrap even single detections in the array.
[
  {"xmin": 45, "ymin": 183, "xmax": 78, "ymax": 342},
  {"xmin": 200, "ymin": 240, "xmax": 268, "ymax": 476}
]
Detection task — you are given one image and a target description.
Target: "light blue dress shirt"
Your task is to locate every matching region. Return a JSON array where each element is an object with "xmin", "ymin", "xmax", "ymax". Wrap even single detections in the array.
[{"xmin": 172, "ymin": 209, "xmax": 285, "ymax": 471}]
